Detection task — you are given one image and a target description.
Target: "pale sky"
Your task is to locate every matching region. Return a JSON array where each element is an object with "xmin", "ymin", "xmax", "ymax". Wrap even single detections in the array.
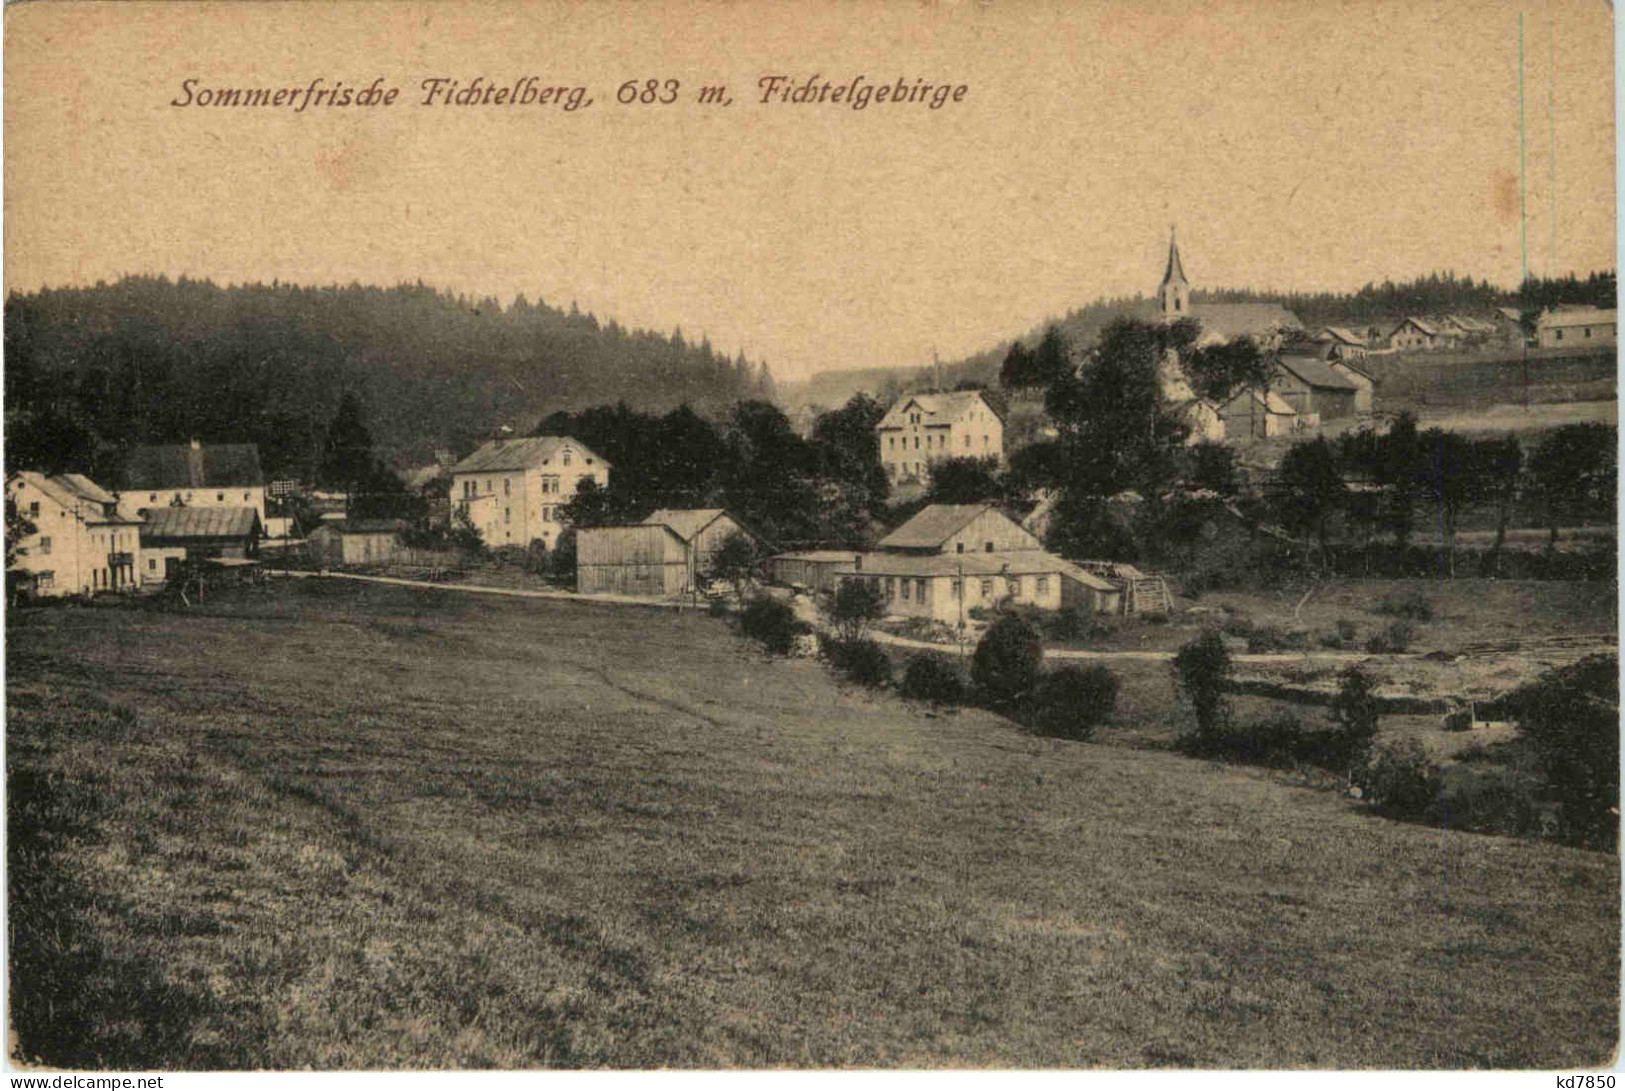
[{"xmin": 5, "ymin": 0, "xmax": 1616, "ymax": 382}]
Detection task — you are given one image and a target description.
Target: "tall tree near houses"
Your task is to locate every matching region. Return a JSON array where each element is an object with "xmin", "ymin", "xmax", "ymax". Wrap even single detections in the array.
[
  {"xmin": 1469, "ymin": 435, "xmax": 1523, "ymax": 576},
  {"xmin": 809, "ymin": 394, "xmax": 889, "ymax": 513},
  {"xmin": 1375, "ymin": 411, "xmax": 1424, "ymax": 549},
  {"xmin": 1414, "ymin": 428, "xmax": 1475, "ymax": 577},
  {"xmin": 320, "ymin": 391, "xmax": 376, "ymax": 494},
  {"xmin": 1029, "ymin": 325, "xmax": 1073, "ymax": 388},
  {"xmin": 999, "ymin": 340, "xmax": 1036, "ymax": 389},
  {"xmin": 1274, "ymin": 436, "xmax": 1346, "ymax": 572},
  {"xmin": 1527, "ymin": 423, "xmax": 1617, "ymax": 548}
]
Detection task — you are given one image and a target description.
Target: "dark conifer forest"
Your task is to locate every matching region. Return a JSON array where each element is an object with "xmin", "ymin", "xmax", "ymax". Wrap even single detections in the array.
[{"xmin": 4, "ymin": 276, "xmax": 774, "ymax": 481}]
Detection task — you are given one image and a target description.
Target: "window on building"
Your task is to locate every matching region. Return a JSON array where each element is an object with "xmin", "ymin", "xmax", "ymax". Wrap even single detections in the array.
[
  {"xmin": 886, "ymin": 577, "xmax": 896, "ymax": 599},
  {"xmin": 1556, "ymin": 329, "xmax": 1564, "ymax": 341},
  {"xmin": 1585, "ymin": 328, "xmax": 1592, "ymax": 339},
  {"xmin": 964, "ymin": 435, "xmax": 970, "ymax": 448},
  {"xmin": 916, "ymin": 578, "xmax": 927, "ymax": 601},
  {"xmin": 1010, "ymin": 576, "xmax": 1022, "ymax": 597},
  {"xmin": 39, "ymin": 537, "xmax": 51, "ymax": 555},
  {"xmin": 901, "ymin": 580, "xmax": 911, "ymax": 602},
  {"xmin": 244, "ymin": 492, "xmax": 251, "ymax": 501},
  {"xmin": 980, "ymin": 578, "xmax": 994, "ymax": 597},
  {"xmin": 486, "ymin": 480, "xmax": 493, "ymax": 493},
  {"xmin": 504, "ymin": 478, "xmax": 511, "ymax": 496},
  {"xmin": 149, "ymin": 494, "xmax": 158, "ymax": 503},
  {"xmin": 27, "ymin": 501, "xmax": 38, "ymax": 518},
  {"xmin": 217, "ymin": 492, "xmax": 224, "ymax": 502},
  {"xmin": 1036, "ymin": 576, "xmax": 1049, "ymax": 595},
  {"xmin": 504, "ymin": 507, "xmax": 511, "ymax": 524},
  {"xmin": 914, "ymin": 436, "xmax": 920, "ymax": 449},
  {"xmin": 956, "ymin": 542, "xmax": 965, "ymax": 554},
  {"xmin": 563, "ymin": 450, "xmax": 573, "ymax": 467},
  {"xmin": 37, "ymin": 572, "xmax": 54, "ymax": 590},
  {"xmin": 951, "ymin": 579, "xmax": 962, "ymax": 599},
  {"xmin": 148, "ymin": 558, "xmax": 157, "ymax": 571},
  {"xmin": 985, "ymin": 542, "xmax": 994, "ymax": 553}
]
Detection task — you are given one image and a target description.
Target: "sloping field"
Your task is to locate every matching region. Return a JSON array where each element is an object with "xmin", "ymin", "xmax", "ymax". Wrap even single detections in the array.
[{"xmin": 7, "ymin": 582, "xmax": 1618, "ymax": 1069}]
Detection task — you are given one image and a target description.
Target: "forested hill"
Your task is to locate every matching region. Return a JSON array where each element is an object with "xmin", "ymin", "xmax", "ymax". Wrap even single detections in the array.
[
  {"xmin": 4, "ymin": 276, "xmax": 774, "ymax": 482},
  {"xmin": 843, "ymin": 271, "xmax": 1617, "ymax": 400}
]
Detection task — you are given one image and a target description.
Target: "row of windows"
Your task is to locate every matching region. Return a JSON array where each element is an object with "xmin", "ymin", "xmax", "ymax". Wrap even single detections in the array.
[
  {"xmin": 463, "ymin": 473, "xmax": 588, "ymax": 499},
  {"xmin": 886, "ymin": 433, "xmax": 992, "ymax": 452},
  {"xmin": 146, "ymin": 491, "xmax": 253, "ymax": 504},
  {"xmin": 861, "ymin": 573, "xmax": 1049, "ymax": 602}
]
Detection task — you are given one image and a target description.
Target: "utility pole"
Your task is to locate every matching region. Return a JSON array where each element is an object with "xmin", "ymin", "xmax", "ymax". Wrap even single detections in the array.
[{"xmin": 1519, "ymin": 11, "xmax": 1531, "ymax": 411}]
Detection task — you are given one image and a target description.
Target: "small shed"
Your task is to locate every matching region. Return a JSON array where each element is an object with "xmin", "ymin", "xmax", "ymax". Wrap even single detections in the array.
[
  {"xmin": 307, "ymin": 519, "xmax": 410, "ymax": 567},
  {"xmin": 768, "ymin": 550, "xmax": 861, "ymax": 593},
  {"xmin": 1217, "ymin": 388, "xmax": 1298, "ymax": 439},
  {"xmin": 577, "ymin": 524, "xmax": 691, "ymax": 597}
]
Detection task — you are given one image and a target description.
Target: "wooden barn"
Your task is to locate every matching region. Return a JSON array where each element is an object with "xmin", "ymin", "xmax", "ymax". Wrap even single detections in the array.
[
  {"xmin": 576, "ymin": 524, "xmax": 691, "ymax": 597},
  {"xmin": 1271, "ymin": 356, "xmax": 1360, "ymax": 422},
  {"xmin": 767, "ymin": 550, "xmax": 862, "ymax": 593},
  {"xmin": 307, "ymin": 519, "xmax": 410, "ymax": 567},
  {"xmin": 641, "ymin": 508, "xmax": 759, "ymax": 576}
]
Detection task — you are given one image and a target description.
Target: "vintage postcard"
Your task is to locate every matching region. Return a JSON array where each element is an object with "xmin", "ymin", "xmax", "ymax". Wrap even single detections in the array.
[{"xmin": 3, "ymin": 0, "xmax": 1618, "ymax": 1078}]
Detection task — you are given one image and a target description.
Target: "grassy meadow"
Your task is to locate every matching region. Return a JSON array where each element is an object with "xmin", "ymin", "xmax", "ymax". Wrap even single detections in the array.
[{"xmin": 7, "ymin": 580, "xmax": 1619, "ymax": 1069}]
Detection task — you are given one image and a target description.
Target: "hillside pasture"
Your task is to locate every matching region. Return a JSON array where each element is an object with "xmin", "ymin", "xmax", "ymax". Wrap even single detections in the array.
[{"xmin": 7, "ymin": 582, "xmax": 1618, "ymax": 1069}]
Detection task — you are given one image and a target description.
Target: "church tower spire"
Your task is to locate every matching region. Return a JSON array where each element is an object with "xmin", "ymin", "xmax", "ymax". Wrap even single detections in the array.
[{"xmin": 1158, "ymin": 225, "xmax": 1190, "ymax": 319}]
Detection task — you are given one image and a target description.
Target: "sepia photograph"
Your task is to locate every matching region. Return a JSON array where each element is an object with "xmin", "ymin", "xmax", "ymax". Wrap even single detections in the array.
[{"xmin": 3, "ymin": 0, "xmax": 1619, "ymax": 1074}]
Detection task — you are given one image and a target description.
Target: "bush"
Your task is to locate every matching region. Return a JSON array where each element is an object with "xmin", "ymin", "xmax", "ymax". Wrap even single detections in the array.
[
  {"xmin": 1375, "ymin": 589, "xmax": 1434, "ymax": 621},
  {"xmin": 899, "ymin": 656, "xmax": 965, "ymax": 704},
  {"xmin": 1040, "ymin": 607, "xmax": 1087, "ymax": 641},
  {"xmin": 740, "ymin": 596, "xmax": 807, "ymax": 656},
  {"xmin": 823, "ymin": 636, "xmax": 892, "ymax": 688},
  {"xmin": 1319, "ymin": 618, "xmax": 1359, "ymax": 649},
  {"xmin": 972, "ymin": 614, "xmax": 1044, "ymax": 709},
  {"xmin": 1364, "ymin": 619, "xmax": 1415, "ymax": 654},
  {"xmin": 1444, "ymin": 766, "xmax": 1543, "ymax": 837},
  {"xmin": 1182, "ymin": 711, "xmax": 1305, "ymax": 766},
  {"xmin": 1326, "ymin": 666, "xmax": 1381, "ymax": 773},
  {"xmin": 706, "ymin": 596, "xmax": 731, "ymax": 618},
  {"xmin": 828, "ymin": 579, "xmax": 886, "ymax": 642},
  {"xmin": 1505, "ymin": 655, "xmax": 1618, "ymax": 850},
  {"xmin": 1357, "ymin": 739, "xmax": 1444, "ymax": 821},
  {"xmin": 1245, "ymin": 625, "xmax": 1310, "ymax": 653},
  {"xmin": 1172, "ymin": 630, "xmax": 1233, "ymax": 743},
  {"xmin": 1029, "ymin": 666, "xmax": 1120, "ymax": 740}
]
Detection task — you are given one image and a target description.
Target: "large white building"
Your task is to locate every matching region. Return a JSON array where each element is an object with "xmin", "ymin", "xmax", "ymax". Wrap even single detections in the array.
[
  {"xmin": 117, "ymin": 439, "xmax": 267, "ymax": 523},
  {"xmin": 876, "ymin": 390, "xmax": 1004, "ymax": 483},
  {"xmin": 8, "ymin": 471, "xmax": 144, "ymax": 597},
  {"xmin": 449, "ymin": 435, "xmax": 610, "ymax": 549}
]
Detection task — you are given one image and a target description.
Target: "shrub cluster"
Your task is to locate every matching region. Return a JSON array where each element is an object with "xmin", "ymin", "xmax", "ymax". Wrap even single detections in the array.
[
  {"xmin": 971, "ymin": 615, "xmax": 1044, "ymax": 709},
  {"xmin": 740, "ymin": 596, "xmax": 808, "ymax": 656},
  {"xmin": 1029, "ymin": 666, "xmax": 1120, "ymax": 741},
  {"xmin": 822, "ymin": 636, "xmax": 892, "ymax": 688},
  {"xmin": 1244, "ymin": 625, "xmax": 1310, "ymax": 653},
  {"xmin": 1375, "ymin": 589, "xmax": 1434, "ymax": 621},
  {"xmin": 1364, "ymin": 619, "xmax": 1415, "ymax": 654},
  {"xmin": 1356, "ymin": 739, "xmax": 1444, "ymax": 821},
  {"xmin": 1504, "ymin": 654, "xmax": 1618, "ymax": 849},
  {"xmin": 900, "ymin": 656, "xmax": 965, "ymax": 704}
]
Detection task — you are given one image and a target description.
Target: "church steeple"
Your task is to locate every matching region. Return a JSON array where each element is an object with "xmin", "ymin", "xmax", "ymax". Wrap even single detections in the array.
[{"xmin": 1158, "ymin": 226, "xmax": 1190, "ymax": 319}]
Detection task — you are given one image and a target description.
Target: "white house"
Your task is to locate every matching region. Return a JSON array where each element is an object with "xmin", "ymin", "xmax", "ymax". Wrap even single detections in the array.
[
  {"xmin": 876, "ymin": 390, "xmax": 1004, "ymax": 483},
  {"xmin": 449, "ymin": 434, "xmax": 610, "ymax": 549},
  {"xmin": 1536, "ymin": 306, "xmax": 1618, "ymax": 349},
  {"xmin": 118, "ymin": 439, "xmax": 267, "ymax": 523},
  {"xmin": 8, "ymin": 471, "xmax": 144, "ymax": 597}
]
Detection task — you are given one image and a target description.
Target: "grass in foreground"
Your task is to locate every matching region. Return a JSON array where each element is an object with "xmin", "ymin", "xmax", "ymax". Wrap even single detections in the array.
[{"xmin": 7, "ymin": 581, "xmax": 1618, "ymax": 1068}]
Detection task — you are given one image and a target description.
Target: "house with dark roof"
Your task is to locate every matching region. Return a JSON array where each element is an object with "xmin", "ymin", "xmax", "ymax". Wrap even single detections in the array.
[
  {"xmin": 1271, "ymin": 356, "xmax": 1361, "ymax": 422},
  {"xmin": 1314, "ymin": 326, "xmax": 1371, "ymax": 360},
  {"xmin": 876, "ymin": 390, "xmax": 1004, "ymax": 484},
  {"xmin": 139, "ymin": 505, "xmax": 261, "ymax": 581},
  {"xmin": 7, "ymin": 471, "xmax": 145, "ymax": 597},
  {"xmin": 449, "ymin": 435, "xmax": 610, "ymax": 550},
  {"xmin": 119, "ymin": 439, "xmax": 266, "ymax": 523}
]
